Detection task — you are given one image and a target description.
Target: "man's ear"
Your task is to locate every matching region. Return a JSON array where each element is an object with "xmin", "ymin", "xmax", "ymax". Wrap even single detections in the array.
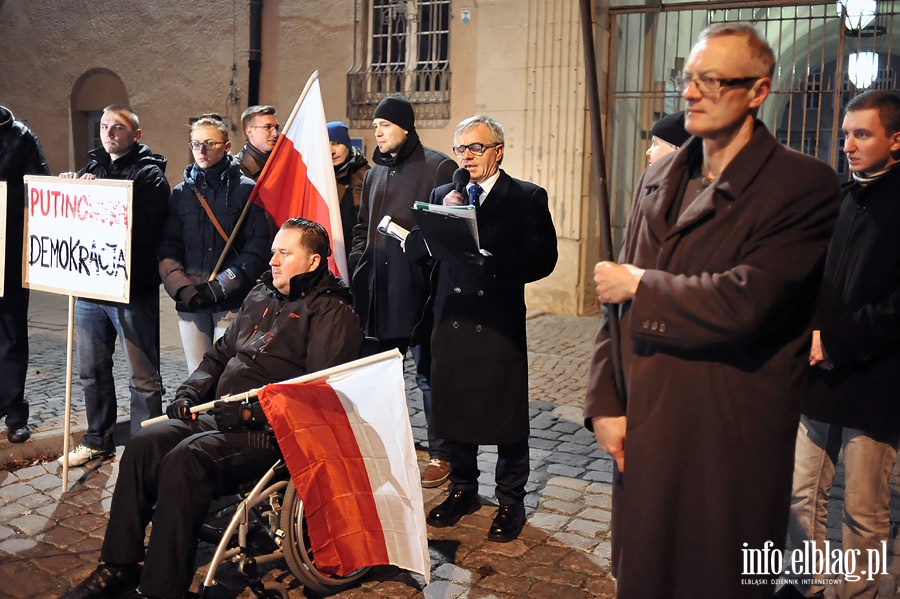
[
  {"xmin": 749, "ymin": 77, "xmax": 772, "ymax": 110},
  {"xmin": 889, "ymin": 130, "xmax": 900, "ymax": 155},
  {"xmin": 134, "ymin": 128, "xmax": 143, "ymax": 143},
  {"xmin": 309, "ymin": 253, "xmax": 322, "ymax": 272}
]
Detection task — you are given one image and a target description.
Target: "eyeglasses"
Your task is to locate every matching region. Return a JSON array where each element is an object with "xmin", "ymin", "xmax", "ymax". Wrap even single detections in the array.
[
  {"xmin": 674, "ymin": 74, "xmax": 762, "ymax": 95},
  {"xmin": 452, "ymin": 142, "xmax": 502, "ymax": 157},
  {"xmin": 249, "ymin": 124, "xmax": 280, "ymax": 132},
  {"xmin": 188, "ymin": 140, "xmax": 226, "ymax": 150}
]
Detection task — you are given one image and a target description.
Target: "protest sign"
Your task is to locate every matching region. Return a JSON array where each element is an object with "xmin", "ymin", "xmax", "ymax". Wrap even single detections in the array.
[{"xmin": 23, "ymin": 175, "xmax": 132, "ymax": 303}]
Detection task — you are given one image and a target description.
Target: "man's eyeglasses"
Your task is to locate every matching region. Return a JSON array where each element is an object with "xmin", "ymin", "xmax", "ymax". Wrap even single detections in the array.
[
  {"xmin": 452, "ymin": 142, "xmax": 502, "ymax": 157},
  {"xmin": 249, "ymin": 124, "xmax": 280, "ymax": 132},
  {"xmin": 188, "ymin": 140, "xmax": 226, "ymax": 150},
  {"xmin": 674, "ymin": 75, "xmax": 762, "ymax": 95}
]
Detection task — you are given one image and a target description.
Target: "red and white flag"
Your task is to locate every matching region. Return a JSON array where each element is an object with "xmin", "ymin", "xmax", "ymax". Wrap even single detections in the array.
[
  {"xmin": 251, "ymin": 71, "xmax": 348, "ymax": 282},
  {"xmin": 257, "ymin": 351, "xmax": 429, "ymax": 581}
]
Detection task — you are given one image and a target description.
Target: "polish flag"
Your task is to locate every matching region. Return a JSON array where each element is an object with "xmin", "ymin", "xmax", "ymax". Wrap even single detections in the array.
[
  {"xmin": 250, "ymin": 71, "xmax": 348, "ymax": 282},
  {"xmin": 256, "ymin": 350, "xmax": 429, "ymax": 582}
]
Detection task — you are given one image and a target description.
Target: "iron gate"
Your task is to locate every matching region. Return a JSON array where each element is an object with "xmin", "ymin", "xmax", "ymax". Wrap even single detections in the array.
[{"xmin": 606, "ymin": 0, "xmax": 900, "ymax": 246}]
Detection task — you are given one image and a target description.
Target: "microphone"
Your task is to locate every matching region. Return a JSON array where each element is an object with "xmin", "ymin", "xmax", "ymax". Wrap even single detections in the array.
[{"xmin": 452, "ymin": 168, "xmax": 470, "ymax": 195}]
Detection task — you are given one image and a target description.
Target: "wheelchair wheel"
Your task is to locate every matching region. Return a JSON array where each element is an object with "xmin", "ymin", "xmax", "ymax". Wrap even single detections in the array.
[{"xmin": 280, "ymin": 481, "xmax": 371, "ymax": 594}]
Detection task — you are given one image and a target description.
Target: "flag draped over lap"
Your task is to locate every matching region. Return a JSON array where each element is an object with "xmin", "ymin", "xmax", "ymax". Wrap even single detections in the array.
[
  {"xmin": 257, "ymin": 353, "xmax": 429, "ymax": 581},
  {"xmin": 250, "ymin": 72, "xmax": 348, "ymax": 282}
]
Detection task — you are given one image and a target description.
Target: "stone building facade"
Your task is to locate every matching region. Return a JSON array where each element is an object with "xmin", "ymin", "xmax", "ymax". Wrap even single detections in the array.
[{"xmin": 0, "ymin": 0, "xmax": 606, "ymax": 315}]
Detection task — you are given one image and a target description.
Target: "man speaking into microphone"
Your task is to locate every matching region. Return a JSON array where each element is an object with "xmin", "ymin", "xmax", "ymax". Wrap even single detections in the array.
[{"xmin": 405, "ymin": 115, "xmax": 558, "ymax": 542}]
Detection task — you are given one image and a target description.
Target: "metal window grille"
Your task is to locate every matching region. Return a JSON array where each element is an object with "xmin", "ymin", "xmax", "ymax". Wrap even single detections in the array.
[
  {"xmin": 348, "ymin": 0, "xmax": 451, "ymax": 128},
  {"xmin": 606, "ymin": 0, "xmax": 900, "ymax": 248}
]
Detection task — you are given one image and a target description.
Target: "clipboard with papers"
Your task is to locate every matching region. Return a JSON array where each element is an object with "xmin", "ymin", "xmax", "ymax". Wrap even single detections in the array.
[{"xmin": 411, "ymin": 202, "xmax": 480, "ymax": 262}]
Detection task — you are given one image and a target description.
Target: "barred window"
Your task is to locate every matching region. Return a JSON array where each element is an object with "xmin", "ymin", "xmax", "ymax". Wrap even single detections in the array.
[
  {"xmin": 371, "ymin": 0, "xmax": 449, "ymax": 71},
  {"xmin": 349, "ymin": 0, "xmax": 451, "ymax": 127}
]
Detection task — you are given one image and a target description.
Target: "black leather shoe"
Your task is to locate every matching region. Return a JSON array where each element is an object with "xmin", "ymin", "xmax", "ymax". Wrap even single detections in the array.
[
  {"xmin": 7, "ymin": 426, "xmax": 30, "ymax": 443},
  {"xmin": 487, "ymin": 502, "xmax": 526, "ymax": 542},
  {"xmin": 60, "ymin": 562, "xmax": 142, "ymax": 599},
  {"xmin": 426, "ymin": 489, "xmax": 480, "ymax": 527}
]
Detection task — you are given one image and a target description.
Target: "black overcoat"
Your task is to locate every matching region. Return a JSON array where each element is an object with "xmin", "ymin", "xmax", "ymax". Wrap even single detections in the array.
[
  {"xmin": 349, "ymin": 134, "xmax": 455, "ymax": 342},
  {"xmin": 583, "ymin": 124, "xmax": 839, "ymax": 599},
  {"xmin": 424, "ymin": 170, "xmax": 557, "ymax": 444}
]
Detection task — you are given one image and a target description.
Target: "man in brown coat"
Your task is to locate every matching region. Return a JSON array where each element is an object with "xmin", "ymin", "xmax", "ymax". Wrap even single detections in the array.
[{"xmin": 583, "ymin": 23, "xmax": 840, "ymax": 598}]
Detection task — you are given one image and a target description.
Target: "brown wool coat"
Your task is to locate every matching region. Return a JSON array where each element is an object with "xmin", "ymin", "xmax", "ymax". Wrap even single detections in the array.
[{"xmin": 583, "ymin": 123, "xmax": 840, "ymax": 599}]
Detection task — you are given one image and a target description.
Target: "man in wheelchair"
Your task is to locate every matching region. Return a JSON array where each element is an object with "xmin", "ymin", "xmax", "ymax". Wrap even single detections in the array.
[{"xmin": 62, "ymin": 217, "xmax": 364, "ymax": 599}]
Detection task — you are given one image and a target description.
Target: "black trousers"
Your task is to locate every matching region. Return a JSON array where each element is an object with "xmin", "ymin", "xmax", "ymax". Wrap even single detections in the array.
[
  {"xmin": 0, "ymin": 285, "xmax": 28, "ymax": 427},
  {"xmin": 447, "ymin": 438, "xmax": 530, "ymax": 505},
  {"xmin": 100, "ymin": 416, "xmax": 281, "ymax": 598}
]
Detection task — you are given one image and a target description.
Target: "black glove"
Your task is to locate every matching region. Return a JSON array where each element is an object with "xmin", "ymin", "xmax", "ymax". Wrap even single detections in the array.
[
  {"xmin": 188, "ymin": 283, "xmax": 216, "ymax": 309},
  {"xmin": 167, "ymin": 387, "xmax": 201, "ymax": 420},
  {"xmin": 212, "ymin": 400, "xmax": 266, "ymax": 430},
  {"xmin": 166, "ymin": 394, "xmax": 196, "ymax": 420},
  {"xmin": 208, "ymin": 268, "xmax": 238, "ymax": 302}
]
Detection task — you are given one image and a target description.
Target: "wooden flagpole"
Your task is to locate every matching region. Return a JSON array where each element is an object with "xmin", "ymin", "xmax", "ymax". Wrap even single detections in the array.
[
  {"xmin": 579, "ymin": 0, "xmax": 626, "ymax": 404},
  {"xmin": 208, "ymin": 71, "xmax": 321, "ymax": 280}
]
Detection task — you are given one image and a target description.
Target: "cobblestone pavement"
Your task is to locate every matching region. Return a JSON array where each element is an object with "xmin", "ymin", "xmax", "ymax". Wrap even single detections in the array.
[{"xmin": 1, "ymin": 292, "xmax": 899, "ymax": 598}]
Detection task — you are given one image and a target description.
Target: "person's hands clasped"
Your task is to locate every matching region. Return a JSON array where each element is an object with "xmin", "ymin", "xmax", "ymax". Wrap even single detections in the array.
[{"xmin": 594, "ymin": 261, "xmax": 645, "ymax": 304}]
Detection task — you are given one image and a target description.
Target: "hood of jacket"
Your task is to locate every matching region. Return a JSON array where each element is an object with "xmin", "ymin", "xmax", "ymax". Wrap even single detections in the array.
[
  {"xmin": 183, "ymin": 153, "xmax": 242, "ymax": 188},
  {"xmin": 335, "ymin": 146, "xmax": 369, "ymax": 180},
  {"xmin": 260, "ymin": 262, "xmax": 353, "ymax": 304},
  {"xmin": 85, "ymin": 142, "xmax": 168, "ymax": 176}
]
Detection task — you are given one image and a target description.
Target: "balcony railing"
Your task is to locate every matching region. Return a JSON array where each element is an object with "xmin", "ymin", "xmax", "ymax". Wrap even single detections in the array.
[{"xmin": 347, "ymin": 68, "xmax": 451, "ymax": 128}]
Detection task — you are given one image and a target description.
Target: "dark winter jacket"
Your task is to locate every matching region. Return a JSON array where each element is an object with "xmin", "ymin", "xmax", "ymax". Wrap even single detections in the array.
[
  {"xmin": 335, "ymin": 146, "xmax": 370, "ymax": 264},
  {"xmin": 177, "ymin": 265, "xmax": 363, "ymax": 402},
  {"xmin": 805, "ymin": 164, "xmax": 900, "ymax": 432},
  {"xmin": 234, "ymin": 142, "xmax": 269, "ymax": 181},
  {"xmin": 159, "ymin": 155, "xmax": 271, "ymax": 313},
  {"xmin": 0, "ymin": 105, "xmax": 50, "ymax": 288},
  {"xmin": 78, "ymin": 143, "xmax": 170, "ymax": 297},
  {"xmin": 349, "ymin": 131, "xmax": 456, "ymax": 341}
]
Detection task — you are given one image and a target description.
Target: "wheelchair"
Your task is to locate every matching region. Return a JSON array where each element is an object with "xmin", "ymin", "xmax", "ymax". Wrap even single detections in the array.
[{"xmin": 196, "ymin": 458, "xmax": 371, "ymax": 598}]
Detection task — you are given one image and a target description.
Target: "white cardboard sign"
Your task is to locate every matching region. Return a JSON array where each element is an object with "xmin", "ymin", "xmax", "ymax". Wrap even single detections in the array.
[{"xmin": 23, "ymin": 175, "xmax": 133, "ymax": 303}]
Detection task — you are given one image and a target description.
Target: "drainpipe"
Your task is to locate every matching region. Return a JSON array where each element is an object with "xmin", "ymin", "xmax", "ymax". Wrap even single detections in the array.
[{"xmin": 248, "ymin": 0, "xmax": 262, "ymax": 106}]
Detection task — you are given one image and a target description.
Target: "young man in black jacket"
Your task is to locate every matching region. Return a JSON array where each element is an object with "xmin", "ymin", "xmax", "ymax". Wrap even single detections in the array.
[
  {"xmin": 61, "ymin": 218, "xmax": 363, "ymax": 599},
  {"xmin": 58, "ymin": 105, "xmax": 169, "ymax": 465},
  {"xmin": 349, "ymin": 95, "xmax": 456, "ymax": 488},
  {"xmin": 779, "ymin": 91, "xmax": 900, "ymax": 599}
]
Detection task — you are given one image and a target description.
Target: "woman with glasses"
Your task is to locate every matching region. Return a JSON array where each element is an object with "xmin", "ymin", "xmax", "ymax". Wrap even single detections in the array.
[{"xmin": 159, "ymin": 114, "xmax": 272, "ymax": 375}]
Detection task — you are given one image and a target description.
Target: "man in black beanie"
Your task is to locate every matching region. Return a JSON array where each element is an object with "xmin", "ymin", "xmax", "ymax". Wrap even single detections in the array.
[{"xmin": 349, "ymin": 94, "xmax": 456, "ymax": 488}]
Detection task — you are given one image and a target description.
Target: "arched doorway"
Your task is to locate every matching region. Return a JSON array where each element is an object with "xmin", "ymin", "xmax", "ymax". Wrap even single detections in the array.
[{"xmin": 70, "ymin": 69, "xmax": 128, "ymax": 168}]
